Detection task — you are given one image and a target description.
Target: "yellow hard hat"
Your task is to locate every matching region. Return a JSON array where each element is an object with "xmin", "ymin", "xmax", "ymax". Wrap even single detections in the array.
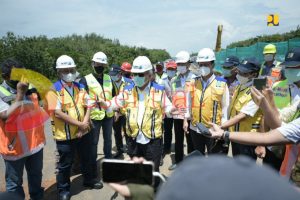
[{"xmin": 263, "ymin": 44, "xmax": 276, "ymax": 54}]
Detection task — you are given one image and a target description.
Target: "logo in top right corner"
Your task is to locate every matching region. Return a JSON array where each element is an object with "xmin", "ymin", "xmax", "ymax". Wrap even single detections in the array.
[{"xmin": 267, "ymin": 14, "xmax": 279, "ymax": 26}]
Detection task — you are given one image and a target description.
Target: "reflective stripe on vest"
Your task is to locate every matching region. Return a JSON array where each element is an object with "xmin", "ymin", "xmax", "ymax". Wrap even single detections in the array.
[
  {"xmin": 0, "ymin": 85, "xmax": 12, "ymax": 96},
  {"xmin": 85, "ymin": 74, "xmax": 114, "ymax": 120},
  {"xmin": 229, "ymin": 86, "xmax": 262, "ymax": 132},
  {"xmin": 191, "ymin": 78, "xmax": 226, "ymax": 127},
  {"xmin": 125, "ymin": 83, "xmax": 164, "ymax": 139}
]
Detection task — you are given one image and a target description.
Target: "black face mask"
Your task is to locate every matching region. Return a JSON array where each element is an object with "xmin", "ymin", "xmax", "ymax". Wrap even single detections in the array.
[
  {"xmin": 7, "ymin": 80, "xmax": 18, "ymax": 89},
  {"xmin": 124, "ymin": 73, "xmax": 131, "ymax": 78},
  {"xmin": 94, "ymin": 66, "xmax": 104, "ymax": 75}
]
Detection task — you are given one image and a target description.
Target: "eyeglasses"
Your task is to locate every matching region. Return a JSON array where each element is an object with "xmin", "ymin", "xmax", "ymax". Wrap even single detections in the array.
[
  {"xmin": 59, "ymin": 68, "xmax": 76, "ymax": 74},
  {"xmin": 132, "ymin": 73, "xmax": 145, "ymax": 77}
]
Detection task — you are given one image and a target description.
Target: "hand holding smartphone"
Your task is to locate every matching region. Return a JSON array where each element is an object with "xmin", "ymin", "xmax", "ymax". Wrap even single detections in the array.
[
  {"xmin": 253, "ymin": 78, "xmax": 267, "ymax": 90},
  {"xmin": 102, "ymin": 159, "xmax": 154, "ymax": 185}
]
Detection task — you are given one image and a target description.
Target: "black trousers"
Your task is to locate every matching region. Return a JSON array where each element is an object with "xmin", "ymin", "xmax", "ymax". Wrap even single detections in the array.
[
  {"xmin": 190, "ymin": 129, "xmax": 214, "ymax": 155},
  {"xmin": 127, "ymin": 137, "xmax": 162, "ymax": 172},
  {"xmin": 56, "ymin": 134, "xmax": 93, "ymax": 194},
  {"xmin": 174, "ymin": 119, "xmax": 194, "ymax": 163},
  {"xmin": 263, "ymin": 148, "xmax": 284, "ymax": 171},
  {"xmin": 163, "ymin": 117, "xmax": 173, "ymax": 153},
  {"xmin": 113, "ymin": 115, "xmax": 126, "ymax": 152},
  {"xmin": 231, "ymin": 142, "xmax": 257, "ymax": 160}
]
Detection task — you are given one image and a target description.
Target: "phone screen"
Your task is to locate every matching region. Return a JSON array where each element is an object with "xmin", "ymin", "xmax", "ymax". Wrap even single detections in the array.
[
  {"xmin": 253, "ymin": 78, "xmax": 267, "ymax": 90},
  {"xmin": 102, "ymin": 160, "xmax": 154, "ymax": 185}
]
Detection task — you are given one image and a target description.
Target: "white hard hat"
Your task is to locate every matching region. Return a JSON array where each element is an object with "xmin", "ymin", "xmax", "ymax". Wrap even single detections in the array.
[
  {"xmin": 131, "ymin": 56, "xmax": 153, "ymax": 73},
  {"xmin": 56, "ymin": 55, "xmax": 76, "ymax": 69},
  {"xmin": 196, "ymin": 48, "xmax": 216, "ymax": 62},
  {"xmin": 92, "ymin": 52, "xmax": 108, "ymax": 64},
  {"xmin": 175, "ymin": 51, "xmax": 190, "ymax": 64}
]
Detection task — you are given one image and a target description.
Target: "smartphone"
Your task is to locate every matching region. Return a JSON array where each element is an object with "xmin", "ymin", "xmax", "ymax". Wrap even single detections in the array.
[
  {"xmin": 196, "ymin": 122, "xmax": 211, "ymax": 136},
  {"xmin": 101, "ymin": 159, "xmax": 154, "ymax": 185},
  {"xmin": 253, "ymin": 78, "xmax": 267, "ymax": 90}
]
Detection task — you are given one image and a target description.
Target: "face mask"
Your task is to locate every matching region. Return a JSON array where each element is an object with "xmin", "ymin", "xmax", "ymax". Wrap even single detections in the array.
[
  {"xmin": 93, "ymin": 66, "xmax": 104, "ymax": 74},
  {"xmin": 156, "ymin": 66, "xmax": 163, "ymax": 73},
  {"xmin": 199, "ymin": 66, "xmax": 211, "ymax": 77},
  {"xmin": 111, "ymin": 75, "xmax": 121, "ymax": 82},
  {"xmin": 133, "ymin": 76, "xmax": 146, "ymax": 87},
  {"xmin": 124, "ymin": 73, "xmax": 131, "ymax": 79},
  {"xmin": 264, "ymin": 54, "xmax": 274, "ymax": 62},
  {"xmin": 285, "ymin": 69, "xmax": 300, "ymax": 84},
  {"xmin": 236, "ymin": 74, "xmax": 250, "ymax": 85},
  {"xmin": 177, "ymin": 66, "xmax": 187, "ymax": 74},
  {"xmin": 222, "ymin": 69, "xmax": 232, "ymax": 77},
  {"xmin": 167, "ymin": 70, "xmax": 176, "ymax": 78},
  {"xmin": 62, "ymin": 72, "xmax": 77, "ymax": 82}
]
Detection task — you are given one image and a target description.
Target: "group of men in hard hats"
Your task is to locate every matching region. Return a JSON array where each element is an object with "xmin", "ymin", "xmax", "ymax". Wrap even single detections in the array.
[{"xmin": 0, "ymin": 43, "xmax": 300, "ymax": 200}]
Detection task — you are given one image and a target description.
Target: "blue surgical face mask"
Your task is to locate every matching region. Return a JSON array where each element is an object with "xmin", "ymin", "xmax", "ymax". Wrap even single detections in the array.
[
  {"xmin": 111, "ymin": 74, "xmax": 121, "ymax": 82},
  {"xmin": 222, "ymin": 68, "xmax": 232, "ymax": 77},
  {"xmin": 285, "ymin": 68, "xmax": 300, "ymax": 84},
  {"xmin": 133, "ymin": 76, "xmax": 146, "ymax": 87},
  {"xmin": 166, "ymin": 70, "xmax": 176, "ymax": 78}
]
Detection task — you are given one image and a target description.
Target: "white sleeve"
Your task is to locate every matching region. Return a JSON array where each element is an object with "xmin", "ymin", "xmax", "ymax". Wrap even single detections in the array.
[
  {"xmin": 221, "ymin": 85, "xmax": 230, "ymax": 123},
  {"xmin": 240, "ymin": 100, "xmax": 259, "ymax": 117},
  {"xmin": 0, "ymin": 98, "xmax": 9, "ymax": 113},
  {"xmin": 277, "ymin": 117, "xmax": 300, "ymax": 144}
]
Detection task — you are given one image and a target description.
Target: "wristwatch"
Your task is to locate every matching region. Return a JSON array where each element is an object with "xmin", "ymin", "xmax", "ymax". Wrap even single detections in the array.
[{"xmin": 222, "ymin": 131, "xmax": 230, "ymax": 143}]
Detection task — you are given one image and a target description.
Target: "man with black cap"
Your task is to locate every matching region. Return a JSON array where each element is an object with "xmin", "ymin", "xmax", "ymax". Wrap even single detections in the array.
[
  {"xmin": 109, "ymin": 64, "xmax": 126, "ymax": 158},
  {"xmin": 220, "ymin": 57, "xmax": 263, "ymax": 159},
  {"xmin": 156, "ymin": 156, "xmax": 299, "ymax": 200},
  {"xmin": 222, "ymin": 56, "xmax": 240, "ymax": 97},
  {"xmin": 154, "ymin": 62, "xmax": 167, "ymax": 84}
]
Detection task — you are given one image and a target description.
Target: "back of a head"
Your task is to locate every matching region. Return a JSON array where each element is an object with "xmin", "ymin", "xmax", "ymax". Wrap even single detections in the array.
[
  {"xmin": 156, "ymin": 156, "xmax": 299, "ymax": 200},
  {"xmin": 1, "ymin": 58, "xmax": 24, "ymax": 79}
]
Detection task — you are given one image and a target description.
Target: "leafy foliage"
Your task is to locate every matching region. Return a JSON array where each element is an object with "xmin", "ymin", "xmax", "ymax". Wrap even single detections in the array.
[
  {"xmin": 0, "ymin": 32, "xmax": 170, "ymax": 80},
  {"xmin": 227, "ymin": 26, "xmax": 300, "ymax": 48}
]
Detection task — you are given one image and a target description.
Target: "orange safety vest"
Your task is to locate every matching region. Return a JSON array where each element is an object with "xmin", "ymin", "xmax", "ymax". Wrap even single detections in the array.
[
  {"xmin": 280, "ymin": 109, "xmax": 300, "ymax": 178},
  {"xmin": 0, "ymin": 95, "xmax": 47, "ymax": 161}
]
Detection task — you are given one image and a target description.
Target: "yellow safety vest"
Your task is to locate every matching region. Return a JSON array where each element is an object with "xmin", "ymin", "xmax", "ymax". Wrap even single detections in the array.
[
  {"xmin": 124, "ymin": 82, "xmax": 164, "ymax": 139},
  {"xmin": 191, "ymin": 77, "xmax": 227, "ymax": 127},
  {"xmin": 272, "ymin": 79, "xmax": 291, "ymax": 109},
  {"xmin": 85, "ymin": 74, "xmax": 114, "ymax": 120},
  {"xmin": 229, "ymin": 86, "xmax": 263, "ymax": 132},
  {"xmin": 52, "ymin": 81, "xmax": 86, "ymax": 141}
]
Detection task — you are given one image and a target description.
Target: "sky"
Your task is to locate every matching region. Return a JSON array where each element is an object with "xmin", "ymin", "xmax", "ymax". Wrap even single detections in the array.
[{"xmin": 0, "ymin": 0, "xmax": 299, "ymax": 56}]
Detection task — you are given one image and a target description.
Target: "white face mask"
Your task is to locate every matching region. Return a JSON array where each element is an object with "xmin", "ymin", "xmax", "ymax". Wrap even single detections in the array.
[
  {"xmin": 177, "ymin": 65, "xmax": 187, "ymax": 74},
  {"xmin": 264, "ymin": 54, "xmax": 274, "ymax": 62},
  {"xmin": 236, "ymin": 74, "xmax": 250, "ymax": 85},
  {"xmin": 166, "ymin": 70, "xmax": 176, "ymax": 78},
  {"xmin": 111, "ymin": 75, "xmax": 121, "ymax": 82},
  {"xmin": 199, "ymin": 66, "xmax": 211, "ymax": 77},
  {"xmin": 62, "ymin": 72, "xmax": 77, "ymax": 82},
  {"xmin": 222, "ymin": 69, "xmax": 232, "ymax": 77},
  {"xmin": 285, "ymin": 69, "xmax": 300, "ymax": 84}
]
